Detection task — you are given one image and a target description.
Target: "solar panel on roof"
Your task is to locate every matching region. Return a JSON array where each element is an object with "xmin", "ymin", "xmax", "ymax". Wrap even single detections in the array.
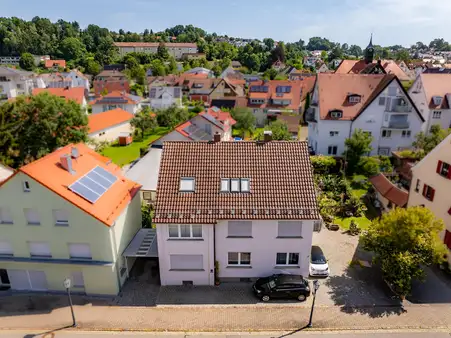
[
  {"xmin": 202, "ymin": 113, "xmax": 223, "ymax": 128},
  {"xmin": 68, "ymin": 166, "xmax": 118, "ymax": 204}
]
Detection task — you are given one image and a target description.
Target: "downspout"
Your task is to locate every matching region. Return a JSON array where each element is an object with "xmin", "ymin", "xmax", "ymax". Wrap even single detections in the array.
[{"xmin": 110, "ymin": 222, "xmax": 122, "ymax": 293}]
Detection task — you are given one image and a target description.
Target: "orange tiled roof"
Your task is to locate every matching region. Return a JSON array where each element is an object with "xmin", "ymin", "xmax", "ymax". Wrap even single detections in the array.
[
  {"xmin": 44, "ymin": 59, "xmax": 66, "ymax": 69},
  {"xmin": 89, "ymin": 91, "xmax": 139, "ymax": 105},
  {"xmin": 88, "ymin": 108, "xmax": 134, "ymax": 134},
  {"xmin": 247, "ymin": 80, "xmax": 302, "ymax": 110},
  {"xmin": 419, "ymin": 73, "xmax": 451, "ymax": 109},
  {"xmin": 336, "ymin": 59, "xmax": 410, "ymax": 81},
  {"xmin": 32, "ymin": 87, "xmax": 85, "ymax": 105},
  {"xmin": 19, "ymin": 144, "xmax": 141, "ymax": 226},
  {"xmin": 369, "ymin": 173, "xmax": 408, "ymax": 207}
]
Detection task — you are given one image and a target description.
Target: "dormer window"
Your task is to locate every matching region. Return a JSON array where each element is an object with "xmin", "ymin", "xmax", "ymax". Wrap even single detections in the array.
[
  {"xmin": 432, "ymin": 96, "xmax": 443, "ymax": 106},
  {"xmin": 179, "ymin": 177, "xmax": 195, "ymax": 192},
  {"xmin": 348, "ymin": 95, "xmax": 361, "ymax": 103},
  {"xmin": 330, "ymin": 110, "xmax": 343, "ymax": 119},
  {"xmin": 221, "ymin": 178, "xmax": 251, "ymax": 193}
]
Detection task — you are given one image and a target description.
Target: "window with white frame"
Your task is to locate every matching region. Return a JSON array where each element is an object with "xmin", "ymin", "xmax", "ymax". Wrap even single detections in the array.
[
  {"xmin": 168, "ymin": 224, "xmax": 202, "ymax": 238},
  {"xmin": 228, "ymin": 221, "xmax": 252, "ymax": 237},
  {"xmin": 24, "ymin": 208, "xmax": 40, "ymax": 225},
  {"xmin": 23, "ymin": 181, "xmax": 30, "ymax": 192},
  {"xmin": 53, "ymin": 209, "xmax": 69, "ymax": 226},
  {"xmin": 327, "ymin": 145, "xmax": 338, "ymax": 155},
  {"xmin": 228, "ymin": 252, "xmax": 251, "ymax": 266},
  {"xmin": 0, "ymin": 240, "xmax": 13, "ymax": 256},
  {"xmin": 221, "ymin": 178, "xmax": 250, "ymax": 193},
  {"xmin": 402, "ymin": 130, "xmax": 411, "ymax": 138},
  {"xmin": 179, "ymin": 177, "xmax": 195, "ymax": 192},
  {"xmin": 277, "ymin": 221, "xmax": 303, "ymax": 237},
  {"xmin": 240, "ymin": 178, "xmax": 250, "ymax": 192},
  {"xmin": 230, "ymin": 178, "xmax": 240, "ymax": 192},
  {"xmin": 381, "ymin": 130, "xmax": 392, "ymax": 138},
  {"xmin": 276, "ymin": 252, "xmax": 299, "ymax": 265},
  {"xmin": 170, "ymin": 254, "xmax": 203, "ymax": 270},
  {"xmin": 68, "ymin": 243, "xmax": 92, "ymax": 259},
  {"xmin": 0, "ymin": 207, "xmax": 13, "ymax": 224},
  {"xmin": 71, "ymin": 271, "xmax": 85, "ymax": 288},
  {"xmin": 329, "ymin": 131, "xmax": 339, "ymax": 137},
  {"xmin": 378, "ymin": 97, "xmax": 386, "ymax": 106},
  {"xmin": 330, "ymin": 110, "xmax": 343, "ymax": 118},
  {"xmin": 221, "ymin": 178, "xmax": 230, "ymax": 192},
  {"xmin": 28, "ymin": 241, "xmax": 51, "ymax": 258},
  {"xmin": 433, "ymin": 111, "xmax": 442, "ymax": 119}
]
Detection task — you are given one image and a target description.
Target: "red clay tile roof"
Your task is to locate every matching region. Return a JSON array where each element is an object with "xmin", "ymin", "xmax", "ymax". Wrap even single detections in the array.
[
  {"xmin": 205, "ymin": 107, "xmax": 236, "ymax": 126},
  {"xmin": 19, "ymin": 143, "xmax": 141, "ymax": 226},
  {"xmin": 300, "ymin": 76, "xmax": 316, "ymax": 102},
  {"xmin": 369, "ymin": 173, "xmax": 408, "ymax": 207},
  {"xmin": 316, "ymin": 73, "xmax": 395, "ymax": 120},
  {"xmin": 88, "ymin": 108, "xmax": 134, "ymax": 134},
  {"xmin": 418, "ymin": 73, "xmax": 451, "ymax": 109},
  {"xmin": 114, "ymin": 42, "xmax": 197, "ymax": 48},
  {"xmin": 335, "ymin": 59, "xmax": 410, "ymax": 81},
  {"xmin": 32, "ymin": 87, "xmax": 85, "ymax": 105},
  {"xmin": 155, "ymin": 141, "xmax": 319, "ymax": 224},
  {"xmin": 247, "ymin": 80, "xmax": 302, "ymax": 110},
  {"xmin": 89, "ymin": 91, "xmax": 140, "ymax": 105},
  {"xmin": 44, "ymin": 59, "xmax": 66, "ymax": 68},
  {"xmin": 277, "ymin": 115, "xmax": 301, "ymax": 133}
]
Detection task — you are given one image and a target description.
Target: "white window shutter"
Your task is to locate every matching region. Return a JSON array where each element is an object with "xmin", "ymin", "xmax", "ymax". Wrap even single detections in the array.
[
  {"xmin": 68, "ymin": 243, "xmax": 92, "ymax": 259},
  {"xmin": 28, "ymin": 242, "xmax": 51, "ymax": 257}
]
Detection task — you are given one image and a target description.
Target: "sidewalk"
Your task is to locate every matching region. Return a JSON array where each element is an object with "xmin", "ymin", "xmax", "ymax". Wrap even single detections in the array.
[{"xmin": 1, "ymin": 303, "xmax": 451, "ymax": 331}]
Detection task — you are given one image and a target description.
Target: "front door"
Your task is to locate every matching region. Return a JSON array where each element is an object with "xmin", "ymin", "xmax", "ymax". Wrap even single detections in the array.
[{"xmin": 0, "ymin": 269, "xmax": 10, "ymax": 289}]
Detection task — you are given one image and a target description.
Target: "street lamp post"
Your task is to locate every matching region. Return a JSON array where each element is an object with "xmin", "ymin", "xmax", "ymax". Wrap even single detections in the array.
[
  {"xmin": 63, "ymin": 278, "xmax": 76, "ymax": 327},
  {"xmin": 307, "ymin": 279, "xmax": 320, "ymax": 328}
]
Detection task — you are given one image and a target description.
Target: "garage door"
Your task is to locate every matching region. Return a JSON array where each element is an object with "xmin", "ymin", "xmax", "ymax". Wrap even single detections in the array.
[{"xmin": 7, "ymin": 269, "xmax": 48, "ymax": 291}]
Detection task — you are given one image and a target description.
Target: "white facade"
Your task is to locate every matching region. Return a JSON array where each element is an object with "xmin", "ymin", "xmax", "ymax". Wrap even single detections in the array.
[
  {"xmin": 157, "ymin": 219, "xmax": 314, "ymax": 285},
  {"xmin": 408, "ymin": 75, "xmax": 451, "ymax": 134},
  {"xmin": 308, "ymin": 79, "xmax": 424, "ymax": 156},
  {"xmin": 65, "ymin": 71, "xmax": 90, "ymax": 91},
  {"xmin": 89, "ymin": 122, "xmax": 133, "ymax": 142},
  {"xmin": 91, "ymin": 103, "xmax": 141, "ymax": 115},
  {"xmin": 0, "ymin": 69, "xmax": 45, "ymax": 100}
]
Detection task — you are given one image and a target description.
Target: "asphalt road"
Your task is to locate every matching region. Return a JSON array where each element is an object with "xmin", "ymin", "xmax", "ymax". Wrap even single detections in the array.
[{"xmin": 1, "ymin": 329, "xmax": 449, "ymax": 338}]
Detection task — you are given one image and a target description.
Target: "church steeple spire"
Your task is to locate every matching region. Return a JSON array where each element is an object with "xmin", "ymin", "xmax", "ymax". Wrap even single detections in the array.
[{"xmin": 364, "ymin": 33, "xmax": 374, "ymax": 64}]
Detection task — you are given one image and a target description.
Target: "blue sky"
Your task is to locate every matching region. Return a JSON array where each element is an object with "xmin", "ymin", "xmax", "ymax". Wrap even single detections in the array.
[{"xmin": 1, "ymin": 0, "xmax": 451, "ymax": 47}]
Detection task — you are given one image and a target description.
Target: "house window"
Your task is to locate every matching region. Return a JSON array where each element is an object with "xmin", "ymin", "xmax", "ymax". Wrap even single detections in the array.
[
  {"xmin": 348, "ymin": 95, "xmax": 361, "ymax": 103},
  {"xmin": 363, "ymin": 131, "xmax": 372, "ymax": 136},
  {"xmin": 422, "ymin": 184, "xmax": 435, "ymax": 201},
  {"xmin": 170, "ymin": 254, "xmax": 203, "ymax": 270},
  {"xmin": 276, "ymin": 253, "xmax": 300, "ymax": 266},
  {"xmin": 24, "ymin": 209, "xmax": 40, "ymax": 225},
  {"xmin": 179, "ymin": 177, "xmax": 195, "ymax": 192},
  {"xmin": 402, "ymin": 130, "xmax": 411, "ymax": 138},
  {"xmin": 330, "ymin": 111, "xmax": 343, "ymax": 118},
  {"xmin": 168, "ymin": 224, "xmax": 202, "ymax": 238},
  {"xmin": 240, "ymin": 179, "xmax": 250, "ymax": 192},
  {"xmin": 277, "ymin": 221, "xmax": 303, "ymax": 237},
  {"xmin": 28, "ymin": 241, "xmax": 51, "ymax": 258},
  {"xmin": 228, "ymin": 252, "xmax": 251, "ymax": 266},
  {"xmin": 0, "ymin": 207, "xmax": 13, "ymax": 224},
  {"xmin": 329, "ymin": 131, "xmax": 339, "ymax": 137},
  {"xmin": 327, "ymin": 146, "xmax": 338, "ymax": 155},
  {"xmin": 142, "ymin": 191, "xmax": 152, "ymax": 200},
  {"xmin": 68, "ymin": 243, "xmax": 92, "ymax": 259},
  {"xmin": 378, "ymin": 97, "xmax": 386, "ymax": 106},
  {"xmin": 53, "ymin": 209, "xmax": 69, "ymax": 226},
  {"xmin": 0, "ymin": 240, "xmax": 13, "ymax": 257},
  {"xmin": 433, "ymin": 111, "xmax": 442, "ymax": 119},
  {"xmin": 415, "ymin": 179, "xmax": 420, "ymax": 192},
  {"xmin": 388, "ymin": 86, "xmax": 397, "ymax": 96},
  {"xmin": 444, "ymin": 230, "xmax": 451, "ymax": 250},
  {"xmin": 432, "ymin": 96, "xmax": 443, "ymax": 106},
  {"xmin": 23, "ymin": 181, "xmax": 30, "ymax": 192},
  {"xmin": 381, "ymin": 130, "xmax": 392, "ymax": 138},
  {"xmin": 228, "ymin": 221, "xmax": 252, "ymax": 237},
  {"xmin": 220, "ymin": 179, "xmax": 230, "ymax": 192},
  {"xmin": 436, "ymin": 161, "xmax": 451, "ymax": 178},
  {"xmin": 71, "ymin": 271, "xmax": 85, "ymax": 288}
]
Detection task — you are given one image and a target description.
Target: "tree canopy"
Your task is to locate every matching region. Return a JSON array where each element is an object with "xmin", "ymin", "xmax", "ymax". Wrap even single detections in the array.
[
  {"xmin": 412, "ymin": 125, "xmax": 451, "ymax": 157},
  {"xmin": 0, "ymin": 93, "xmax": 88, "ymax": 167},
  {"xmin": 361, "ymin": 207, "xmax": 447, "ymax": 297},
  {"xmin": 344, "ymin": 129, "xmax": 373, "ymax": 175},
  {"xmin": 230, "ymin": 107, "xmax": 256, "ymax": 137}
]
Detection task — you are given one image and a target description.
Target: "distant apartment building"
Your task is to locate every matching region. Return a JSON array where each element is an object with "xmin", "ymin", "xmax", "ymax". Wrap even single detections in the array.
[
  {"xmin": 0, "ymin": 67, "xmax": 45, "ymax": 101},
  {"xmin": 0, "ymin": 55, "xmax": 49, "ymax": 66},
  {"xmin": 114, "ymin": 42, "xmax": 198, "ymax": 60}
]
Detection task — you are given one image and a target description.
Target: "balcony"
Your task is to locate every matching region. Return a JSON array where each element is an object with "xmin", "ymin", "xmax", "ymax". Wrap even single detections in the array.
[
  {"xmin": 386, "ymin": 114, "xmax": 410, "ymax": 129},
  {"xmin": 305, "ymin": 107, "xmax": 317, "ymax": 123},
  {"xmin": 392, "ymin": 104, "xmax": 413, "ymax": 113}
]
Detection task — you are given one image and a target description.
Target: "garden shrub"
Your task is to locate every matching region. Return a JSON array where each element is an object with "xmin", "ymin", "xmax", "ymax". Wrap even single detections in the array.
[{"xmin": 311, "ymin": 155, "xmax": 337, "ymax": 174}]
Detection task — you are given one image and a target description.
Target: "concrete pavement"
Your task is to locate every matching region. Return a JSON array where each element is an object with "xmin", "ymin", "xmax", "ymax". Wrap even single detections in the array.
[{"xmin": 0, "ymin": 329, "xmax": 449, "ymax": 338}]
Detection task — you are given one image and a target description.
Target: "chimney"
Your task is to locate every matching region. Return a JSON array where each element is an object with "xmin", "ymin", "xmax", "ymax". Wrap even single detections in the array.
[
  {"xmin": 213, "ymin": 132, "xmax": 221, "ymax": 143},
  {"xmin": 60, "ymin": 154, "xmax": 75, "ymax": 174},
  {"xmin": 71, "ymin": 146, "xmax": 79, "ymax": 159},
  {"xmin": 264, "ymin": 130, "xmax": 272, "ymax": 142}
]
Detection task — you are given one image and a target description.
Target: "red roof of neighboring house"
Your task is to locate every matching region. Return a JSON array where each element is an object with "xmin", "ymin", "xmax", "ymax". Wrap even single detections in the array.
[
  {"xmin": 16, "ymin": 143, "xmax": 141, "ymax": 226},
  {"xmin": 335, "ymin": 59, "xmax": 410, "ymax": 81},
  {"xmin": 175, "ymin": 121, "xmax": 194, "ymax": 139},
  {"xmin": 89, "ymin": 91, "xmax": 141, "ymax": 105},
  {"xmin": 32, "ymin": 87, "xmax": 85, "ymax": 104},
  {"xmin": 198, "ymin": 107, "xmax": 236, "ymax": 131},
  {"xmin": 88, "ymin": 108, "xmax": 134, "ymax": 134},
  {"xmin": 369, "ymin": 173, "xmax": 408, "ymax": 207},
  {"xmin": 247, "ymin": 80, "xmax": 302, "ymax": 110},
  {"xmin": 418, "ymin": 73, "xmax": 451, "ymax": 109},
  {"xmin": 300, "ymin": 76, "xmax": 316, "ymax": 102},
  {"xmin": 44, "ymin": 59, "xmax": 66, "ymax": 69}
]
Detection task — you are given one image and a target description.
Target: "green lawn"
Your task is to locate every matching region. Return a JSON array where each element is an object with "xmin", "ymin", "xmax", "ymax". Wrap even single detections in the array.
[
  {"xmin": 102, "ymin": 127, "xmax": 170, "ymax": 167},
  {"xmin": 335, "ymin": 216, "xmax": 372, "ymax": 230}
]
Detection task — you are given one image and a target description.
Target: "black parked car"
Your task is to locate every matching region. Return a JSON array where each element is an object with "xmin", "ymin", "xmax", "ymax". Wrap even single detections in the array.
[{"xmin": 253, "ymin": 274, "xmax": 311, "ymax": 302}]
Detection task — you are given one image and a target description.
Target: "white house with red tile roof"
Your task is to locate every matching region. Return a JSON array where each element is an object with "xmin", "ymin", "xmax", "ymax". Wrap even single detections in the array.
[
  {"xmin": 151, "ymin": 107, "xmax": 236, "ymax": 146},
  {"xmin": 64, "ymin": 70, "xmax": 90, "ymax": 91},
  {"xmin": 408, "ymin": 73, "xmax": 451, "ymax": 134},
  {"xmin": 154, "ymin": 140, "xmax": 320, "ymax": 286},
  {"xmin": 89, "ymin": 91, "xmax": 143, "ymax": 115},
  {"xmin": 0, "ymin": 144, "xmax": 142, "ymax": 295},
  {"xmin": 306, "ymin": 73, "xmax": 424, "ymax": 156},
  {"xmin": 88, "ymin": 108, "xmax": 134, "ymax": 142},
  {"xmin": 0, "ymin": 163, "xmax": 14, "ymax": 183}
]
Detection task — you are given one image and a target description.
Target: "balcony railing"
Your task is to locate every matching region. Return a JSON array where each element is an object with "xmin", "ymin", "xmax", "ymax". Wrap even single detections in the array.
[
  {"xmin": 305, "ymin": 108, "xmax": 317, "ymax": 122},
  {"xmin": 391, "ymin": 105, "xmax": 413, "ymax": 113},
  {"xmin": 388, "ymin": 120, "xmax": 410, "ymax": 129}
]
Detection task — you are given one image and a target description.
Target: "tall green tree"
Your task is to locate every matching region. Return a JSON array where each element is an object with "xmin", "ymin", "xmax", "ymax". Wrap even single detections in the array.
[
  {"xmin": 59, "ymin": 36, "xmax": 86, "ymax": 61},
  {"xmin": 19, "ymin": 52, "xmax": 35, "ymax": 70},
  {"xmin": 0, "ymin": 93, "xmax": 88, "ymax": 167},
  {"xmin": 413, "ymin": 125, "xmax": 451, "ymax": 156},
  {"xmin": 157, "ymin": 42, "xmax": 169, "ymax": 59},
  {"xmin": 361, "ymin": 207, "xmax": 447, "ymax": 297},
  {"xmin": 344, "ymin": 129, "xmax": 373, "ymax": 175},
  {"xmin": 253, "ymin": 120, "xmax": 292, "ymax": 141},
  {"xmin": 130, "ymin": 107, "xmax": 157, "ymax": 139},
  {"xmin": 156, "ymin": 105, "xmax": 189, "ymax": 128},
  {"xmin": 231, "ymin": 107, "xmax": 256, "ymax": 137}
]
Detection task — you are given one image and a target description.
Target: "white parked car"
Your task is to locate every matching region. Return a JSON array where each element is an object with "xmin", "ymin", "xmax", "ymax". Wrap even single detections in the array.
[{"xmin": 309, "ymin": 245, "xmax": 329, "ymax": 277}]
